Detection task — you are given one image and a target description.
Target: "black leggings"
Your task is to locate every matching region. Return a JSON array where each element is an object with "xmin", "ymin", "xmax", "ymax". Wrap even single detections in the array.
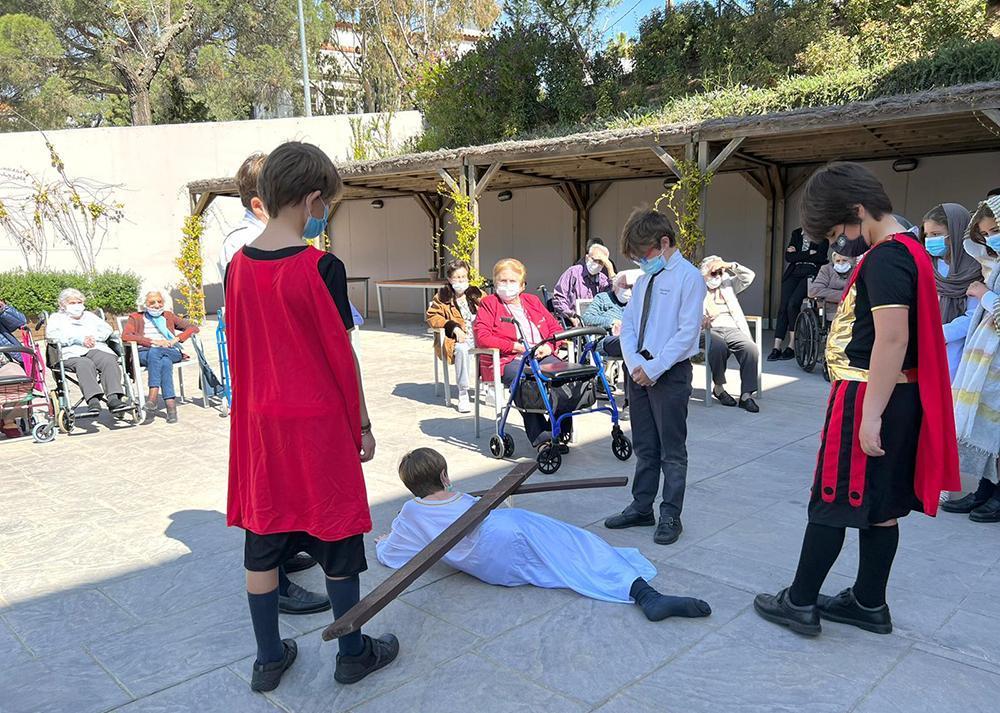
[{"xmin": 775, "ymin": 276, "xmax": 808, "ymax": 341}]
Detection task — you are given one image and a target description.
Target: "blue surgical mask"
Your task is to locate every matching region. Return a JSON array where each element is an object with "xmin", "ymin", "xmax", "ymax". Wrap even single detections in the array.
[
  {"xmin": 924, "ymin": 236, "xmax": 947, "ymax": 257},
  {"xmin": 303, "ymin": 201, "xmax": 329, "ymax": 239},
  {"xmin": 638, "ymin": 250, "xmax": 666, "ymax": 275},
  {"xmin": 986, "ymin": 233, "xmax": 1000, "ymax": 253}
]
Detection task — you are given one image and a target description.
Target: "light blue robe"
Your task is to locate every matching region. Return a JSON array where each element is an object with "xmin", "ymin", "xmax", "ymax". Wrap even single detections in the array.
[{"xmin": 375, "ymin": 493, "xmax": 656, "ymax": 603}]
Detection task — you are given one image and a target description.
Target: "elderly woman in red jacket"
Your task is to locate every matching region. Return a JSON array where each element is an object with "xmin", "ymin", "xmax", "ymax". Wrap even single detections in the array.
[{"xmin": 475, "ymin": 258, "xmax": 571, "ymax": 451}]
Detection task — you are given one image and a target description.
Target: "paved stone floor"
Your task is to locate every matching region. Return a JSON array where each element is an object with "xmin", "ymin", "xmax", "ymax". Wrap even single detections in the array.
[{"xmin": 2, "ymin": 317, "xmax": 999, "ymax": 712}]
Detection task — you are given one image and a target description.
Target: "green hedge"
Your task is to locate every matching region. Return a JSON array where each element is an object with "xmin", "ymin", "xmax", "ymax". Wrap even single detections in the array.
[{"xmin": 0, "ymin": 269, "xmax": 142, "ymax": 319}]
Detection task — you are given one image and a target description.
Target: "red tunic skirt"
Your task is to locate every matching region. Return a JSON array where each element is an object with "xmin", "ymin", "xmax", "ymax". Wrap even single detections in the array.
[{"xmin": 225, "ymin": 247, "xmax": 371, "ymax": 541}]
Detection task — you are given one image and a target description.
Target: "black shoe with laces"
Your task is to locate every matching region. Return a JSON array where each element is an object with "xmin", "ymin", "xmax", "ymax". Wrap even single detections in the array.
[
  {"xmin": 334, "ymin": 634, "xmax": 400, "ymax": 685},
  {"xmin": 816, "ymin": 588, "xmax": 892, "ymax": 634},
  {"xmin": 250, "ymin": 639, "xmax": 298, "ymax": 692},
  {"xmin": 654, "ymin": 516, "xmax": 683, "ymax": 545}
]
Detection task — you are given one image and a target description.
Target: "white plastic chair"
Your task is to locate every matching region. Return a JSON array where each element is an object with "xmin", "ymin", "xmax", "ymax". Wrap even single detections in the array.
[
  {"xmin": 471, "ymin": 346, "xmax": 505, "ymax": 438},
  {"xmin": 117, "ymin": 315, "xmax": 203, "ymax": 406},
  {"xmin": 703, "ymin": 315, "xmax": 764, "ymax": 408}
]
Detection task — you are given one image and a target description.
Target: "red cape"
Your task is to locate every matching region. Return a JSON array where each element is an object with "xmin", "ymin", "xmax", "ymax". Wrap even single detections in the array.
[{"xmin": 842, "ymin": 234, "xmax": 960, "ymax": 515}]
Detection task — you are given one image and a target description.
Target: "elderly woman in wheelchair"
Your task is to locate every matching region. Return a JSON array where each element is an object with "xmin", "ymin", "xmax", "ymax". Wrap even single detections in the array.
[{"xmin": 45, "ymin": 288, "xmax": 129, "ymax": 417}]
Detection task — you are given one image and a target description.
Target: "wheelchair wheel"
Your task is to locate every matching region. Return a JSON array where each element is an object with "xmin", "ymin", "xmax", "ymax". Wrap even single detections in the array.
[
  {"xmin": 503, "ymin": 433, "xmax": 515, "ymax": 458},
  {"xmin": 794, "ymin": 309, "xmax": 820, "ymax": 373},
  {"xmin": 57, "ymin": 409, "xmax": 73, "ymax": 434},
  {"xmin": 612, "ymin": 433, "xmax": 633, "ymax": 461},
  {"xmin": 32, "ymin": 421, "xmax": 56, "ymax": 443},
  {"xmin": 537, "ymin": 444, "xmax": 562, "ymax": 474},
  {"xmin": 489, "ymin": 435, "xmax": 504, "ymax": 459}
]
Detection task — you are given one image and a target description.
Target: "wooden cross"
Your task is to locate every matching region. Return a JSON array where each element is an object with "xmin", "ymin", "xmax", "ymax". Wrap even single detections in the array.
[{"xmin": 322, "ymin": 463, "xmax": 626, "ymax": 641}]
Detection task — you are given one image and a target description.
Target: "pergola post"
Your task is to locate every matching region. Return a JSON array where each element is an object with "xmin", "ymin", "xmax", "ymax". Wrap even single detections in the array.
[
  {"xmin": 463, "ymin": 159, "xmax": 479, "ymax": 275},
  {"xmin": 555, "ymin": 181, "xmax": 612, "ymax": 260},
  {"xmin": 414, "ymin": 193, "xmax": 449, "ymax": 277},
  {"xmin": 695, "ymin": 139, "xmax": 709, "ymax": 264}
]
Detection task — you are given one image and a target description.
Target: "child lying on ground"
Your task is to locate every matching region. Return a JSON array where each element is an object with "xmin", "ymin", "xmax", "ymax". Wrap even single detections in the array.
[{"xmin": 375, "ymin": 448, "xmax": 712, "ymax": 622}]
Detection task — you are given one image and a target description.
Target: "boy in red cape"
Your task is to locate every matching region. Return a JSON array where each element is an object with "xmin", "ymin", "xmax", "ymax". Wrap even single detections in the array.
[
  {"xmin": 754, "ymin": 162, "xmax": 959, "ymax": 637},
  {"xmin": 226, "ymin": 142, "xmax": 399, "ymax": 692}
]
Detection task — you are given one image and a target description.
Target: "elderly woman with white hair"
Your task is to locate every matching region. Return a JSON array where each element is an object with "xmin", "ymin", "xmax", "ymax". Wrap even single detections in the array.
[
  {"xmin": 122, "ymin": 290, "xmax": 198, "ymax": 423},
  {"xmin": 45, "ymin": 288, "xmax": 127, "ymax": 414}
]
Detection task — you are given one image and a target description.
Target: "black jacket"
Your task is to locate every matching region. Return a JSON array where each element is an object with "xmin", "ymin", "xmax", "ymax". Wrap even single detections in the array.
[{"xmin": 783, "ymin": 228, "xmax": 829, "ymax": 280}]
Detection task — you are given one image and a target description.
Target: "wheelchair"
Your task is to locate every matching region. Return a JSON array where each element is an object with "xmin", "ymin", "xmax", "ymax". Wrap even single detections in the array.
[
  {"xmin": 42, "ymin": 310, "xmax": 144, "ymax": 433},
  {"xmin": 793, "ymin": 297, "xmax": 831, "ymax": 381}
]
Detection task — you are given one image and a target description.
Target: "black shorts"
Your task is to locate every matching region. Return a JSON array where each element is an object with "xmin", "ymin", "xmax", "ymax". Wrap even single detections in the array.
[
  {"xmin": 809, "ymin": 382, "xmax": 923, "ymax": 529},
  {"xmin": 244, "ymin": 530, "xmax": 367, "ymax": 578}
]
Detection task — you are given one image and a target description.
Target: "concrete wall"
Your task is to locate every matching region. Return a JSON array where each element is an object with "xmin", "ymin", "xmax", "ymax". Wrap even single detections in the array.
[{"xmin": 0, "ymin": 112, "xmax": 423, "ymax": 311}]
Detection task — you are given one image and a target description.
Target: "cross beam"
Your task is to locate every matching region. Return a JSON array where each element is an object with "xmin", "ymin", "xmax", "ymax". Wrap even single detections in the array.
[
  {"xmin": 468, "ymin": 476, "xmax": 627, "ymax": 498},
  {"xmin": 322, "ymin": 460, "xmax": 538, "ymax": 641}
]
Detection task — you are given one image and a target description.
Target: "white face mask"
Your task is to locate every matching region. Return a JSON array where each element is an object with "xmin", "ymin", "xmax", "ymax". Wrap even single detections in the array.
[
  {"xmin": 66, "ymin": 303, "xmax": 85, "ymax": 318},
  {"xmin": 585, "ymin": 258, "xmax": 602, "ymax": 276},
  {"xmin": 495, "ymin": 284, "xmax": 520, "ymax": 302},
  {"xmin": 833, "ymin": 262, "xmax": 852, "ymax": 274},
  {"xmin": 706, "ymin": 276, "xmax": 723, "ymax": 290},
  {"xmin": 450, "ymin": 280, "xmax": 469, "ymax": 295},
  {"xmin": 615, "ymin": 287, "xmax": 632, "ymax": 303},
  {"xmin": 145, "ymin": 306, "xmax": 165, "ymax": 317}
]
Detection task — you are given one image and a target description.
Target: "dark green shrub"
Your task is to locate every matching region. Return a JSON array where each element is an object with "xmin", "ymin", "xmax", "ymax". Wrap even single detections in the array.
[{"xmin": 0, "ymin": 269, "xmax": 141, "ymax": 319}]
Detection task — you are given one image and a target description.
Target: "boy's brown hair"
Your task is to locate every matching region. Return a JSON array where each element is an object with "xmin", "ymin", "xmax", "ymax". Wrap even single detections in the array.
[
  {"xmin": 398, "ymin": 447, "xmax": 448, "ymax": 498},
  {"xmin": 235, "ymin": 152, "xmax": 268, "ymax": 210},
  {"xmin": 620, "ymin": 207, "xmax": 676, "ymax": 259},
  {"xmin": 257, "ymin": 141, "xmax": 342, "ymax": 217},
  {"xmin": 800, "ymin": 162, "xmax": 892, "ymax": 241}
]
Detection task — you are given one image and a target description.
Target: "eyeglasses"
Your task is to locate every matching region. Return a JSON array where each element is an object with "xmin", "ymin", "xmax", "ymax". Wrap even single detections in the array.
[{"xmin": 710, "ymin": 270, "xmax": 723, "ymax": 278}]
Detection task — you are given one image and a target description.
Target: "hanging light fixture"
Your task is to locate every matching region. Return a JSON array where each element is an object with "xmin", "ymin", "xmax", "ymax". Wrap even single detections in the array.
[
  {"xmin": 497, "ymin": 190, "xmax": 513, "ymax": 202},
  {"xmin": 370, "ymin": 199, "xmax": 384, "ymax": 209}
]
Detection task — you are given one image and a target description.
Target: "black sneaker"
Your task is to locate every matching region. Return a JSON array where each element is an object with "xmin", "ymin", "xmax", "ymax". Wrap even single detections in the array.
[
  {"xmin": 334, "ymin": 634, "xmax": 400, "ymax": 685},
  {"xmin": 753, "ymin": 588, "xmax": 821, "ymax": 636},
  {"xmin": 654, "ymin": 516, "xmax": 683, "ymax": 545},
  {"xmin": 604, "ymin": 510, "xmax": 656, "ymax": 529},
  {"xmin": 816, "ymin": 588, "xmax": 892, "ymax": 635},
  {"xmin": 250, "ymin": 639, "xmax": 298, "ymax": 692},
  {"xmin": 713, "ymin": 389, "xmax": 737, "ymax": 407},
  {"xmin": 766, "ymin": 348, "xmax": 783, "ymax": 362},
  {"xmin": 970, "ymin": 494, "xmax": 1000, "ymax": 523},
  {"xmin": 779, "ymin": 348, "xmax": 796, "ymax": 360}
]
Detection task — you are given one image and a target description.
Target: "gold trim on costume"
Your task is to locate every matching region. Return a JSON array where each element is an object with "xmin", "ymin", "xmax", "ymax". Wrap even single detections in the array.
[
  {"xmin": 870, "ymin": 304, "xmax": 909, "ymax": 312},
  {"xmin": 824, "ymin": 284, "xmax": 912, "ymax": 383}
]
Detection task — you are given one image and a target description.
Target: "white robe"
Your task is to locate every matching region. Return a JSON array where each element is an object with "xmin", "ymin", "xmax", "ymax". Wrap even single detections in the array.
[{"xmin": 375, "ymin": 493, "xmax": 657, "ymax": 603}]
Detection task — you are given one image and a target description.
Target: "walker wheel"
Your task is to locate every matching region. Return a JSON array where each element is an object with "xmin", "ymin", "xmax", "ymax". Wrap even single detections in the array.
[
  {"xmin": 612, "ymin": 434, "xmax": 633, "ymax": 461},
  {"xmin": 537, "ymin": 445, "xmax": 562, "ymax": 474},
  {"xmin": 489, "ymin": 435, "xmax": 504, "ymax": 459},
  {"xmin": 502, "ymin": 433, "xmax": 515, "ymax": 458},
  {"xmin": 32, "ymin": 421, "xmax": 56, "ymax": 443}
]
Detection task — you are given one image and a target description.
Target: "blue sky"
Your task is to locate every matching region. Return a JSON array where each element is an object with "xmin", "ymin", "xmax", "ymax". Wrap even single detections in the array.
[{"xmin": 597, "ymin": 0, "xmax": 663, "ymax": 41}]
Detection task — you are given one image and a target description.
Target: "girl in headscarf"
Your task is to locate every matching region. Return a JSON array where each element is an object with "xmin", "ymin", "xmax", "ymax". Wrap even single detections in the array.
[
  {"xmin": 942, "ymin": 195, "xmax": 1000, "ymax": 521},
  {"xmin": 919, "ymin": 203, "xmax": 981, "ymax": 380}
]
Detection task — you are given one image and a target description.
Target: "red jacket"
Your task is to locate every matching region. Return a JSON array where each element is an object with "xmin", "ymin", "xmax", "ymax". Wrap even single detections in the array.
[
  {"xmin": 474, "ymin": 292, "xmax": 564, "ymax": 377},
  {"xmin": 122, "ymin": 311, "xmax": 198, "ymax": 347}
]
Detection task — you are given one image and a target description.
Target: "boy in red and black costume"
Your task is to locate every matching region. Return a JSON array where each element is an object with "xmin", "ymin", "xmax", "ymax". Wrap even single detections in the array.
[
  {"xmin": 226, "ymin": 141, "xmax": 399, "ymax": 692},
  {"xmin": 754, "ymin": 162, "xmax": 959, "ymax": 636}
]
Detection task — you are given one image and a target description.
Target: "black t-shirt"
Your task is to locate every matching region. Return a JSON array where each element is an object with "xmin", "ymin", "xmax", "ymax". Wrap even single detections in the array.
[
  {"xmin": 826, "ymin": 239, "xmax": 918, "ymax": 380},
  {"xmin": 225, "ymin": 246, "xmax": 354, "ymax": 332}
]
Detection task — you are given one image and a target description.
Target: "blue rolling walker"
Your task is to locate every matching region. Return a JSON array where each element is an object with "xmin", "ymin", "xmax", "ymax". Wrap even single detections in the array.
[{"xmin": 490, "ymin": 318, "xmax": 633, "ymax": 474}]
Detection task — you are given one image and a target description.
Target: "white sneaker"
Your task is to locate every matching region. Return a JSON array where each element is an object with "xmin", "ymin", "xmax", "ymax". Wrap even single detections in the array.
[{"xmin": 457, "ymin": 391, "xmax": 472, "ymax": 413}]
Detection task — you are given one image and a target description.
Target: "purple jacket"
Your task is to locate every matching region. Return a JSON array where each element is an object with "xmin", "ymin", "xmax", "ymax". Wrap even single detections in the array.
[{"xmin": 552, "ymin": 264, "xmax": 611, "ymax": 318}]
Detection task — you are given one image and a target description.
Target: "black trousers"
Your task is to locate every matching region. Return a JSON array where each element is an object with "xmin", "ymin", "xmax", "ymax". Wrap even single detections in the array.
[
  {"xmin": 625, "ymin": 359, "xmax": 692, "ymax": 518},
  {"xmin": 775, "ymin": 276, "xmax": 808, "ymax": 341}
]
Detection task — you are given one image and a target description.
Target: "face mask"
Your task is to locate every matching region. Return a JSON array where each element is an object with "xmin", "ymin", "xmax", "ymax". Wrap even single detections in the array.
[
  {"xmin": 450, "ymin": 280, "xmax": 468, "ymax": 295},
  {"xmin": 585, "ymin": 258, "xmax": 602, "ymax": 276},
  {"xmin": 706, "ymin": 276, "xmax": 723, "ymax": 290},
  {"xmin": 303, "ymin": 200, "xmax": 329, "ymax": 239},
  {"xmin": 833, "ymin": 228, "xmax": 868, "ymax": 258},
  {"xmin": 833, "ymin": 262, "xmax": 852, "ymax": 274},
  {"xmin": 986, "ymin": 233, "xmax": 1000, "ymax": 253},
  {"xmin": 924, "ymin": 236, "xmax": 948, "ymax": 257},
  {"xmin": 614, "ymin": 288, "xmax": 632, "ymax": 303},
  {"xmin": 496, "ymin": 284, "xmax": 520, "ymax": 301},
  {"xmin": 66, "ymin": 303, "xmax": 85, "ymax": 318},
  {"xmin": 638, "ymin": 248, "xmax": 666, "ymax": 275},
  {"xmin": 145, "ymin": 306, "xmax": 165, "ymax": 318}
]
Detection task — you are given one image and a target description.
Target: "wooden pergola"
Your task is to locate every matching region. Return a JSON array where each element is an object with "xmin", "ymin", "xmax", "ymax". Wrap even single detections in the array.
[{"xmin": 187, "ymin": 82, "xmax": 1000, "ymax": 318}]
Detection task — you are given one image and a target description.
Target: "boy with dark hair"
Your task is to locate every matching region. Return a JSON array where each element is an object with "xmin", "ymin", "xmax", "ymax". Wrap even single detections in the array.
[
  {"xmin": 378, "ymin": 448, "xmax": 712, "ymax": 621},
  {"xmin": 226, "ymin": 141, "xmax": 399, "ymax": 691},
  {"xmin": 754, "ymin": 162, "xmax": 959, "ymax": 636},
  {"xmin": 604, "ymin": 208, "xmax": 706, "ymax": 546}
]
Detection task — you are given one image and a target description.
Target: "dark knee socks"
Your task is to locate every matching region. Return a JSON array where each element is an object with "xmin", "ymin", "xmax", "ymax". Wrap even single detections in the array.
[
  {"xmin": 247, "ymin": 588, "xmax": 284, "ymax": 664},
  {"xmin": 788, "ymin": 523, "xmax": 846, "ymax": 607},
  {"xmin": 629, "ymin": 578, "xmax": 712, "ymax": 622},
  {"xmin": 325, "ymin": 575, "xmax": 364, "ymax": 657},
  {"xmin": 853, "ymin": 525, "xmax": 899, "ymax": 608}
]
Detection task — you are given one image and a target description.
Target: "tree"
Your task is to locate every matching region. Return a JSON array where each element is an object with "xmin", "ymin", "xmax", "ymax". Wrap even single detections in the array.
[{"xmin": 509, "ymin": 0, "xmax": 619, "ymax": 71}]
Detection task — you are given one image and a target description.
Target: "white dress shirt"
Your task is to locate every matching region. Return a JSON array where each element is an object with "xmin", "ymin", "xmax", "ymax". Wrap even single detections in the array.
[
  {"xmin": 620, "ymin": 249, "xmax": 707, "ymax": 381},
  {"xmin": 45, "ymin": 311, "xmax": 114, "ymax": 359},
  {"xmin": 217, "ymin": 209, "xmax": 265, "ymax": 282}
]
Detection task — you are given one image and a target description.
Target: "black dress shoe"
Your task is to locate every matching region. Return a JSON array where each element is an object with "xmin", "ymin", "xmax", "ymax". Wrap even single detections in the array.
[
  {"xmin": 713, "ymin": 389, "xmax": 737, "ymax": 407},
  {"xmin": 970, "ymin": 494, "xmax": 1000, "ymax": 523},
  {"xmin": 753, "ymin": 588, "xmax": 821, "ymax": 636},
  {"xmin": 780, "ymin": 347, "xmax": 796, "ymax": 360},
  {"xmin": 816, "ymin": 588, "xmax": 892, "ymax": 634},
  {"xmin": 334, "ymin": 633, "xmax": 400, "ymax": 684},
  {"xmin": 278, "ymin": 582, "xmax": 331, "ymax": 615},
  {"xmin": 766, "ymin": 348, "xmax": 782, "ymax": 362},
  {"xmin": 654, "ymin": 516, "xmax": 682, "ymax": 545},
  {"xmin": 604, "ymin": 510, "xmax": 656, "ymax": 529},
  {"xmin": 942, "ymin": 479, "xmax": 996, "ymax": 514},
  {"xmin": 283, "ymin": 552, "xmax": 317, "ymax": 574},
  {"xmin": 250, "ymin": 639, "xmax": 297, "ymax": 692},
  {"xmin": 739, "ymin": 397, "xmax": 759, "ymax": 413}
]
